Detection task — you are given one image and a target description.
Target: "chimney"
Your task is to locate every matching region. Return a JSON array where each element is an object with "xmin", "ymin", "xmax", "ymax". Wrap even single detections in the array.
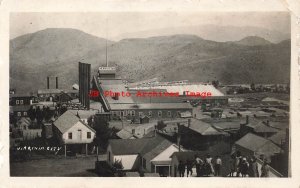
[
  {"xmin": 188, "ymin": 119, "xmax": 191, "ymax": 128},
  {"xmin": 47, "ymin": 77, "xmax": 50, "ymax": 89},
  {"xmin": 56, "ymin": 77, "xmax": 58, "ymax": 89},
  {"xmin": 132, "ymin": 129, "xmax": 135, "ymax": 135},
  {"xmin": 246, "ymin": 115, "xmax": 249, "ymax": 125}
]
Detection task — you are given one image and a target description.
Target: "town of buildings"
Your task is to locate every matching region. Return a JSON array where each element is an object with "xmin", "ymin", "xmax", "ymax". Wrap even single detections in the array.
[{"xmin": 9, "ymin": 62, "xmax": 290, "ymax": 177}]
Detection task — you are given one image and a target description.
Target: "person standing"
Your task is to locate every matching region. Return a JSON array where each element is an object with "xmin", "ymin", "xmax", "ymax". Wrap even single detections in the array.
[
  {"xmin": 235, "ymin": 151, "xmax": 242, "ymax": 177},
  {"xmin": 178, "ymin": 160, "xmax": 186, "ymax": 177},
  {"xmin": 214, "ymin": 156, "xmax": 222, "ymax": 177},
  {"xmin": 229, "ymin": 155, "xmax": 236, "ymax": 177},
  {"xmin": 240, "ymin": 157, "xmax": 249, "ymax": 177},
  {"xmin": 194, "ymin": 155, "xmax": 203, "ymax": 177},
  {"xmin": 261, "ymin": 159, "xmax": 270, "ymax": 177},
  {"xmin": 205, "ymin": 154, "xmax": 214, "ymax": 176},
  {"xmin": 186, "ymin": 159, "xmax": 193, "ymax": 177},
  {"xmin": 248, "ymin": 156, "xmax": 259, "ymax": 177}
]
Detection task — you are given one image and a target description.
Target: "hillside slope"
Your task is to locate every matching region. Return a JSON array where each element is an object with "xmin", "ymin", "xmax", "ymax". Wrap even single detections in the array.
[{"xmin": 9, "ymin": 28, "xmax": 291, "ymax": 93}]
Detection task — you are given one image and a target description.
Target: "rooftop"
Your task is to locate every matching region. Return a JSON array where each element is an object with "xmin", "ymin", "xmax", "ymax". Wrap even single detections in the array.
[
  {"xmin": 269, "ymin": 131, "xmax": 287, "ymax": 146},
  {"xmin": 129, "ymin": 83, "xmax": 224, "ymax": 97},
  {"xmin": 109, "ymin": 103, "xmax": 192, "ymax": 111},
  {"xmin": 246, "ymin": 121, "xmax": 279, "ymax": 133},
  {"xmin": 10, "ymin": 105, "xmax": 31, "ymax": 112},
  {"xmin": 108, "ymin": 134, "xmax": 172, "ymax": 155},
  {"xmin": 185, "ymin": 118, "xmax": 228, "ymax": 136},
  {"xmin": 235, "ymin": 133, "xmax": 281, "ymax": 156},
  {"xmin": 53, "ymin": 111, "xmax": 95, "ymax": 134}
]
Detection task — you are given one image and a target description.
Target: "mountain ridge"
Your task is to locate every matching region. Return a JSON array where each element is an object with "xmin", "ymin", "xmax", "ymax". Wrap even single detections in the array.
[{"xmin": 9, "ymin": 28, "xmax": 291, "ymax": 93}]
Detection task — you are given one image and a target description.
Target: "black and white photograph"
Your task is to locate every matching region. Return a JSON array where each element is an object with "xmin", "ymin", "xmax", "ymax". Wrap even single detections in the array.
[{"xmin": 8, "ymin": 11, "xmax": 292, "ymax": 178}]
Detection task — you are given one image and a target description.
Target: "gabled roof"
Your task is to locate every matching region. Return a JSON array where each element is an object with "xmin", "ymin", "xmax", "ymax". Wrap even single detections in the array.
[
  {"xmin": 108, "ymin": 134, "xmax": 172, "ymax": 156},
  {"xmin": 53, "ymin": 111, "xmax": 80, "ymax": 133},
  {"xmin": 143, "ymin": 141, "xmax": 174, "ymax": 162},
  {"xmin": 116, "ymin": 129, "xmax": 134, "ymax": 139},
  {"xmin": 53, "ymin": 111, "xmax": 95, "ymax": 134},
  {"xmin": 269, "ymin": 131, "xmax": 287, "ymax": 146},
  {"xmin": 17, "ymin": 117, "xmax": 31, "ymax": 126},
  {"xmin": 68, "ymin": 110, "xmax": 96, "ymax": 119},
  {"xmin": 246, "ymin": 121, "xmax": 278, "ymax": 133},
  {"xmin": 187, "ymin": 118, "xmax": 227, "ymax": 136},
  {"xmin": 235, "ymin": 133, "xmax": 281, "ymax": 156}
]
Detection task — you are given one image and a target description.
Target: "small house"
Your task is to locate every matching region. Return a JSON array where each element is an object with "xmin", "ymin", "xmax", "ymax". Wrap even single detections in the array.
[{"xmin": 52, "ymin": 111, "xmax": 96, "ymax": 156}]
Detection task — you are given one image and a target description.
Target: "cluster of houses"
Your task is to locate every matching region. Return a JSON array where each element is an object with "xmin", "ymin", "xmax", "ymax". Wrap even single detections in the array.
[{"xmin": 9, "ymin": 64, "xmax": 290, "ymax": 177}]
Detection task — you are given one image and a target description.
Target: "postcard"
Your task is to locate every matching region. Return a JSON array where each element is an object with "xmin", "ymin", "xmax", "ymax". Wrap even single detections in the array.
[{"xmin": 1, "ymin": 0, "xmax": 300, "ymax": 187}]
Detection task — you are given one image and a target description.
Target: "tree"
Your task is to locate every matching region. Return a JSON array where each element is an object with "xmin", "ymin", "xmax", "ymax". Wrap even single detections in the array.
[
  {"xmin": 92, "ymin": 115, "xmax": 114, "ymax": 150},
  {"xmin": 28, "ymin": 106, "xmax": 36, "ymax": 121},
  {"xmin": 212, "ymin": 80, "xmax": 219, "ymax": 88},
  {"xmin": 250, "ymin": 83, "xmax": 255, "ymax": 91},
  {"xmin": 157, "ymin": 120, "xmax": 166, "ymax": 130},
  {"xmin": 112, "ymin": 159, "xmax": 125, "ymax": 177}
]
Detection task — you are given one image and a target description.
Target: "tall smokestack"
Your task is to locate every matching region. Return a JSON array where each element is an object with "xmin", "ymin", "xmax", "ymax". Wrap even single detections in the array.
[
  {"xmin": 56, "ymin": 77, "xmax": 58, "ymax": 89},
  {"xmin": 47, "ymin": 77, "xmax": 50, "ymax": 89},
  {"xmin": 79, "ymin": 62, "xmax": 91, "ymax": 110}
]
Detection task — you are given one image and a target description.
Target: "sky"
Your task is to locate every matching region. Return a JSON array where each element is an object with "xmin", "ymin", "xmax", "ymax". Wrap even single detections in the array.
[{"xmin": 10, "ymin": 12, "xmax": 290, "ymax": 41}]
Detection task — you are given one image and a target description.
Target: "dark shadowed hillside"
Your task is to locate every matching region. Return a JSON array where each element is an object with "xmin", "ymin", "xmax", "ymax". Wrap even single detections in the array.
[{"xmin": 9, "ymin": 28, "xmax": 290, "ymax": 93}]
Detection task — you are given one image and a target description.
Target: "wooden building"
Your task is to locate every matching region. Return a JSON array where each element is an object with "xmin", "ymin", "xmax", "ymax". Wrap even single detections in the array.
[{"xmin": 52, "ymin": 111, "xmax": 96, "ymax": 156}]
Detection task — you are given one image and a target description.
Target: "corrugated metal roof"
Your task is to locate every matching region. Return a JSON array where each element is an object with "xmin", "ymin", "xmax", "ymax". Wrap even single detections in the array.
[{"xmin": 110, "ymin": 103, "xmax": 192, "ymax": 110}]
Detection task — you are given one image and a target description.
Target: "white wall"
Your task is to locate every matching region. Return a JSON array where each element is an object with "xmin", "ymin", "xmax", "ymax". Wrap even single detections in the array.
[
  {"xmin": 113, "ymin": 155, "xmax": 139, "ymax": 170},
  {"xmin": 62, "ymin": 121, "xmax": 95, "ymax": 144}
]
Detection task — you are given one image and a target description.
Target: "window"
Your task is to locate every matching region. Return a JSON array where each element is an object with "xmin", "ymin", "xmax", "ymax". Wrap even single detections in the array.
[
  {"xmin": 158, "ymin": 111, "xmax": 162, "ymax": 117},
  {"xmin": 167, "ymin": 111, "xmax": 172, "ymax": 117},
  {"xmin": 68, "ymin": 132, "xmax": 72, "ymax": 139},
  {"xmin": 24, "ymin": 112, "xmax": 27, "ymax": 116},
  {"xmin": 148, "ymin": 111, "xmax": 152, "ymax": 117},
  {"xmin": 16, "ymin": 100, "xmax": 19, "ymax": 105},
  {"xmin": 17, "ymin": 112, "xmax": 21, "ymax": 116},
  {"xmin": 131, "ymin": 110, "xmax": 135, "ymax": 116},
  {"xmin": 87, "ymin": 132, "xmax": 91, "ymax": 139},
  {"xmin": 20, "ymin": 100, "xmax": 23, "ymax": 105}
]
